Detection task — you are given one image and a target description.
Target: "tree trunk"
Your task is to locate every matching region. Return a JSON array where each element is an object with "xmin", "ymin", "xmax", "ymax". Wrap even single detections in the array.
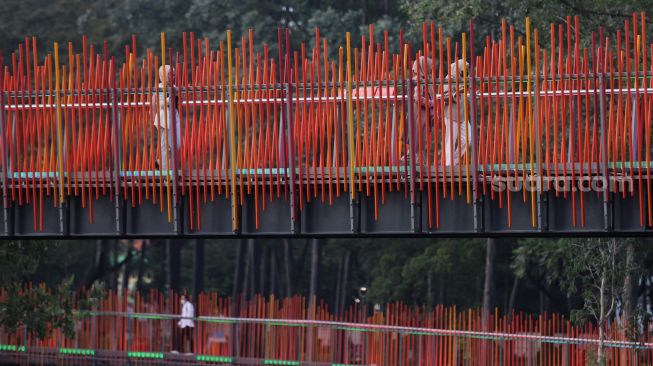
[
  {"xmin": 85, "ymin": 239, "xmax": 106, "ymax": 287},
  {"xmin": 159, "ymin": 240, "xmax": 166, "ymax": 290},
  {"xmin": 260, "ymin": 244, "xmax": 268, "ymax": 296},
  {"xmin": 438, "ymin": 273, "xmax": 445, "ymax": 305},
  {"xmin": 242, "ymin": 239, "xmax": 255, "ymax": 300},
  {"xmin": 283, "ymin": 239, "xmax": 293, "ymax": 297},
  {"xmin": 598, "ymin": 271, "xmax": 606, "ymax": 365},
  {"xmin": 507, "ymin": 276, "xmax": 519, "ymax": 314},
  {"xmin": 482, "ymin": 238, "xmax": 498, "ymax": 366},
  {"xmin": 307, "ymin": 239, "xmax": 322, "ymax": 363},
  {"xmin": 427, "ymin": 270, "xmax": 433, "ymax": 310},
  {"xmin": 270, "ymin": 246, "xmax": 277, "ymax": 297},
  {"xmin": 137, "ymin": 240, "xmax": 148, "ymax": 292},
  {"xmin": 193, "ymin": 239, "xmax": 205, "ymax": 302},
  {"xmin": 94, "ymin": 239, "xmax": 105, "ymax": 279},
  {"xmin": 122, "ymin": 241, "xmax": 133, "ymax": 291},
  {"xmin": 308, "ymin": 239, "xmax": 322, "ymax": 306},
  {"xmin": 166, "ymin": 239, "xmax": 181, "ymax": 295},
  {"xmin": 622, "ymin": 241, "xmax": 636, "ymax": 325},
  {"xmin": 293, "ymin": 240, "xmax": 310, "ymax": 287},
  {"xmin": 252, "ymin": 240, "xmax": 260, "ymax": 297},
  {"xmin": 109, "ymin": 240, "xmax": 118, "ymax": 290},
  {"xmin": 232, "ymin": 239, "xmax": 246, "ymax": 300},
  {"xmin": 333, "ymin": 252, "xmax": 344, "ymax": 314},
  {"xmin": 339, "ymin": 249, "xmax": 351, "ymax": 315},
  {"xmin": 483, "ymin": 238, "xmax": 497, "ymax": 318}
]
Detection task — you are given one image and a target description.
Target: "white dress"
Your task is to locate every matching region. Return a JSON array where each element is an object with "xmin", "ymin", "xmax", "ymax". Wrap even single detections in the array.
[{"xmin": 152, "ymin": 84, "xmax": 181, "ymax": 171}]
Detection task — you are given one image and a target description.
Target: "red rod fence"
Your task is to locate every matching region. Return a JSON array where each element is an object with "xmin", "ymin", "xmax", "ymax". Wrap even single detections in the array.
[
  {"xmin": 2, "ymin": 13, "xmax": 653, "ymax": 231},
  {"xmin": 0, "ymin": 289, "xmax": 652, "ymax": 365}
]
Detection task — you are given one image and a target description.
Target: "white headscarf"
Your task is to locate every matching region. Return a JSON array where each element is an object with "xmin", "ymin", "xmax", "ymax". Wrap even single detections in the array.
[
  {"xmin": 448, "ymin": 59, "xmax": 469, "ymax": 80},
  {"xmin": 412, "ymin": 56, "xmax": 434, "ymax": 81},
  {"xmin": 158, "ymin": 65, "xmax": 173, "ymax": 87}
]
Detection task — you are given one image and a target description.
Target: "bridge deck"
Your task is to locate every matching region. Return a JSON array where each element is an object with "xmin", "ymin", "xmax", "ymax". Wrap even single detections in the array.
[{"xmin": 0, "ymin": 159, "xmax": 649, "ymax": 237}]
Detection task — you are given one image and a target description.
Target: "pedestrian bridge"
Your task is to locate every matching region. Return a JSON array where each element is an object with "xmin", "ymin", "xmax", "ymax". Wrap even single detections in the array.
[{"xmin": 1, "ymin": 14, "xmax": 652, "ymax": 237}]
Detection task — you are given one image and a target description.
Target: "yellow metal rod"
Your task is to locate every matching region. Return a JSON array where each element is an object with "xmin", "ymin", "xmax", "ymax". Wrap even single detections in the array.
[
  {"xmin": 526, "ymin": 17, "xmax": 536, "ymax": 228},
  {"xmin": 346, "ymin": 32, "xmax": 355, "ymax": 200}
]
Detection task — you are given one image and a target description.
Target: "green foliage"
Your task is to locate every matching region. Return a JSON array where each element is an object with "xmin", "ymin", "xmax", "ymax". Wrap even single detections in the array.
[
  {"xmin": 351, "ymin": 238, "xmax": 485, "ymax": 307},
  {"xmin": 0, "ymin": 241, "xmax": 105, "ymax": 339},
  {"xmin": 513, "ymin": 237, "xmax": 640, "ymax": 327},
  {"xmin": 403, "ymin": 0, "xmax": 653, "ymax": 50},
  {"xmin": 2, "ymin": 0, "xmax": 406, "ymax": 64},
  {"xmin": 511, "ymin": 238, "xmax": 569, "ymax": 286}
]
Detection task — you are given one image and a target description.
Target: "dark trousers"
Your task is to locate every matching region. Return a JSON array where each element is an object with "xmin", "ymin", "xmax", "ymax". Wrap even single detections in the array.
[{"xmin": 180, "ymin": 326, "xmax": 194, "ymax": 353}]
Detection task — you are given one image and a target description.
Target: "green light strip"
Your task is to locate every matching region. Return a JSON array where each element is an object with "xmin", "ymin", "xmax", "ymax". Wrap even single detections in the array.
[
  {"xmin": 60, "ymin": 347, "xmax": 95, "ymax": 356},
  {"xmin": 264, "ymin": 360, "xmax": 300, "ymax": 365},
  {"xmin": 127, "ymin": 351, "xmax": 164, "ymax": 359},
  {"xmin": 8, "ymin": 161, "xmax": 653, "ymax": 182},
  {"xmin": 196, "ymin": 355, "xmax": 233, "ymax": 363},
  {"xmin": 10, "ymin": 161, "xmax": 653, "ymax": 182},
  {"xmin": 0, "ymin": 344, "xmax": 25, "ymax": 352}
]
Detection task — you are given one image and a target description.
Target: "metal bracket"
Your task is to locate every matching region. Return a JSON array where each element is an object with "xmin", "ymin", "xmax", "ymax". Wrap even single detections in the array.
[
  {"xmin": 411, "ymin": 190, "xmax": 422, "ymax": 233},
  {"xmin": 475, "ymin": 194, "xmax": 485, "ymax": 233},
  {"xmin": 349, "ymin": 197, "xmax": 360, "ymax": 234},
  {"xmin": 540, "ymin": 190, "xmax": 549, "ymax": 232},
  {"xmin": 0, "ymin": 88, "xmax": 10, "ymax": 236},
  {"xmin": 59, "ymin": 197, "xmax": 70, "ymax": 236}
]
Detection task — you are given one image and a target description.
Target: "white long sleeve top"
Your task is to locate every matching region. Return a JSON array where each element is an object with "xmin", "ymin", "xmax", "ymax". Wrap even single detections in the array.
[{"xmin": 178, "ymin": 300, "xmax": 195, "ymax": 328}]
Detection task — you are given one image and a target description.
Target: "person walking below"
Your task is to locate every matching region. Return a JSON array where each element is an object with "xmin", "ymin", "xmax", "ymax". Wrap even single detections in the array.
[{"xmin": 178, "ymin": 293, "xmax": 195, "ymax": 354}]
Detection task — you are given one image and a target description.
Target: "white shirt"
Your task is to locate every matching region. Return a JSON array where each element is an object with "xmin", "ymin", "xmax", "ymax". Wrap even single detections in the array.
[
  {"xmin": 153, "ymin": 83, "xmax": 180, "ymax": 129},
  {"xmin": 178, "ymin": 300, "xmax": 195, "ymax": 328}
]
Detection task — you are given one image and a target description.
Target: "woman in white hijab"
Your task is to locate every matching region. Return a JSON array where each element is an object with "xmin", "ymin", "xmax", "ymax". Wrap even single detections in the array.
[
  {"xmin": 151, "ymin": 65, "xmax": 181, "ymax": 171},
  {"xmin": 407, "ymin": 57, "xmax": 470, "ymax": 167},
  {"xmin": 441, "ymin": 59, "xmax": 471, "ymax": 167}
]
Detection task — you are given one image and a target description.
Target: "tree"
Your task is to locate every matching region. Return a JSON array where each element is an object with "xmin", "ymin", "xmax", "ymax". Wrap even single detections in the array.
[
  {"xmin": 403, "ymin": 0, "xmax": 653, "ymax": 53},
  {"xmin": 513, "ymin": 237, "xmax": 643, "ymax": 365},
  {"xmin": 482, "ymin": 238, "xmax": 496, "ymax": 317},
  {"xmin": 0, "ymin": 241, "xmax": 103, "ymax": 339},
  {"xmin": 564, "ymin": 238, "xmax": 631, "ymax": 365}
]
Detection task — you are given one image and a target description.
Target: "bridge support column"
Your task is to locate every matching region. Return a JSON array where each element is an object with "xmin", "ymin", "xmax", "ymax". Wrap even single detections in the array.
[
  {"xmin": 110, "ymin": 82, "xmax": 125, "ymax": 236},
  {"xmin": 598, "ymin": 48, "xmax": 613, "ymax": 232},
  {"xmin": 58, "ymin": 197, "xmax": 69, "ymax": 236},
  {"xmin": 470, "ymin": 21, "xmax": 482, "ymax": 235},
  {"xmin": 405, "ymin": 46, "xmax": 421, "ymax": 234},
  {"xmin": 0, "ymin": 67, "xmax": 11, "ymax": 237}
]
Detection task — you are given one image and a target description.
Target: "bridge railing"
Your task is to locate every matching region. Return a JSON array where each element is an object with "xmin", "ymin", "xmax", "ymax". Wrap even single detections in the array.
[
  {"xmin": 1, "ymin": 290, "xmax": 652, "ymax": 364},
  {"xmin": 2, "ymin": 13, "xmax": 653, "ymax": 233}
]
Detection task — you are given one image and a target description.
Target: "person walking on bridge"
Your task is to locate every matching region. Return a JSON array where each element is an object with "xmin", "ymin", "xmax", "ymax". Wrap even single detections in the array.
[
  {"xmin": 152, "ymin": 65, "xmax": 181, "ymax": 172},
  {"xmin": 409, "ymin": 57, "xmax": 470, "ymax": 167}
]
